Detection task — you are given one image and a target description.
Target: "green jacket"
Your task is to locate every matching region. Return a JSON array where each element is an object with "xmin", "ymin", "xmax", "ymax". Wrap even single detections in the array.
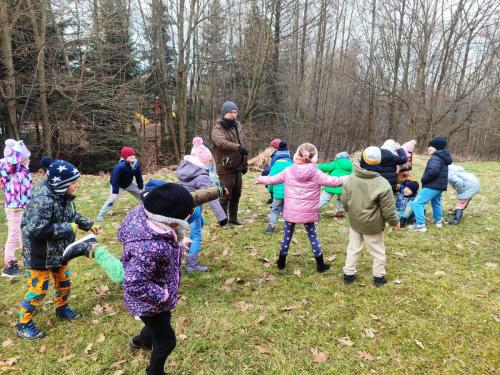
[
  {"xmin": 267, "ymin": 158, "xmax": 293, "ymax": 200},
  {"xmin": 318, "ymin": 158, "xmax": 353, "ymax": 194},
  {"xmin": 341, "ymin": 165, "xmax": 398, "ymax": 234}
]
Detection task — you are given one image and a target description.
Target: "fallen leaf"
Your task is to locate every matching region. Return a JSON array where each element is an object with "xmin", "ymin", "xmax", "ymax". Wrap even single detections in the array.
[
  {"xmin": 362, "ymin": 327, "xmax": 377, "ymax": 338},
  {"xmin": 0, "ymin": 356, "xmax": 20, "ymax": 367},
  {"xmin": 113, "ymin": 371, "xmax": 125, "ymax": 375},
  {"xmin": 92, "ymin": 304, "xmax": 104, "ymax": 316},
  {"xmin": 1, "ymin": 339, "xmax": 14, "ymax": 348},
  {"xmin": 96, "ymin": 333, "xmax": 106, "ymax": 343},
  {"xmin": 39, "ymin": 344, "xmax": 47, "ymax": 353},
  {"xmin": 327, "ymin": 254, "xmax": 337, "ymax": 262},
  {"xmin": 415, "ymin": 340, "xmax": 425, "ymax": 349},
  {"xmin": 235, "ymin": 301, "xmax": 252, "ymax": 312},
  {"xmin": 336, "ymin": 337, "xmax": 353, "ymax": 346},
  {"xmin": 258, "ymin": 257, "xmax": 270, "ymax": 264},
  {"xmin": 95, "ymin": 285, "xmax": 110, "ymax": 295},
  {"xmin": 357, "ymin": 350, "xmax": 374, "ymax": 361},
  {"xmin": 178, "ymin": 333, "xmax": 188, "ymax": 341},
  {"xmin": 310, "ymin": 347, "xmax": 328, "ymax": 363},
  {"xmin": 393, "ymin": 251, "xmax": 407, "ymax": 257},
  {"xmin": 293, "ymin": 269, "xmax": 302, "ymax": 277},
  {"xmin": 83, "ymin": 343, "xmax": 93, "ymax": 354},
  {"xmin": 110, "ymin": 360, "xmax": 126, "ymax": 369},
  {"xmin": 281, "ymin": 305, "xmax": 297, "ymax": 312},
  {"xmin": 257, "ymin": 313, "xmax": 266, "ymax": 323},
  {"xmin": 434, "ymin": 270, "xmax": 446, "ymax": 276},
  {"xmin": 292, "ymin": 238, "xmax": 299, "ymax": 244},
  {"xmin": 455, "ymin": 243, "xmax": 464, "ymax": 250},
  {"xmin": 393, "ymin": 279, "xmax": 402, "ymax": 284},
  {"xmin": 370, "ymin": 314, "xmax": 381, "ymax": 322},
  {"xmin": 258, "ymin": 345, "xmax": 271, "ymax": 354},
  {"xmin": 57, "ymin": 354, "xmax": 76, "ymax": 363},
  {"xmin": 485, "ymin": 262, "xmax": 498, "ymax": 269},
  {"xmin": 220, "ymin": 284, "xmax": 232, "ymax": 292}
]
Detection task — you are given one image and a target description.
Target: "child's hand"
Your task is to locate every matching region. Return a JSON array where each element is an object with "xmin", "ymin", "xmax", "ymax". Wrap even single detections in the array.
[
  {"xmin": 394, "ymin": 222, "xmax": 401, "ymax": 231},
  {"xmin": 90, "ymin": 225, "xmax": 101, "ymax": 235},
  {"xmin": 181, "ymin": 238, "xmax": 193, "ymax": 251}
]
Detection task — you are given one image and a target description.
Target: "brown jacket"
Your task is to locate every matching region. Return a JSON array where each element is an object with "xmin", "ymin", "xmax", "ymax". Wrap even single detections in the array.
[
  {"xmin": 211, "ymin": 118, "xmax": 247, "ymax": 175},
  {"xmin": 341, "ymin": 165, "xmax": 399, "ymax": 235}
]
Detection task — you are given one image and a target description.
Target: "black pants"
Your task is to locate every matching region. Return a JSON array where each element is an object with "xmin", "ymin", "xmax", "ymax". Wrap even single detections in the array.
[
  {"xmin": 218, "ymin": 172, "xmax": 243, "ymax": 220},
  {"xmin": 137, "ymin": 311, "xmax": 176, "ymax": 375}
]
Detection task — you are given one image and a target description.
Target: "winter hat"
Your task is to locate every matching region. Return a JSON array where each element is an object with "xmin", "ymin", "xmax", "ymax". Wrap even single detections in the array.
[
  {"xmin": 4, "ymin": 139, "xmax": 31, "ymax": 160},
  {"xmin": 40, "ymin": 156, "xmax": 54, "ymax": 170},
  {"xmin": 121, "ymin": 146, "xmax": 135, "ymax": 160},
  {"xmin": 404, "ymin": 180, "xmax": 419, "ymax": 196},
  {"xmin": 221, "ymin": 101, "xmax": 238, "ymax": 116},
  {"xmin": 143, "ymin": 182, "xmax": 194, "ymax": 221},
  {"xmin": 293, "ymin": 143, "xmax": 318, "ymax": 164},
  {"xmin": 335, "ymin": 151, "xmax": 350, "ymax": 160},
  {"xmin": 190, "ymin": 137, "xmax": 213, "ymax": 166},
  {"xmin": 402, "ymin": 140, "xmax": 416, "ymax": 155},
  {"xmin": 278, "ymin": 141, "xmax": 288, "ymax": 151},
  {"xmin": 271, "ymin": 138, "xmax": 281, "ymax": 150},
  {"xmin": 428, "ymin": 137, "xmax": 447, "ymax": 150},
  {"xmin": 381, "ymin": 139, "xmax": 397, "ymax": 154},
  {"xmin": 47, "ymin": 160, "xmax": 81, "ymax": 194},
  {"xmin": 361, "ymin": 146, "xmax": 382, "ymax": 166}
]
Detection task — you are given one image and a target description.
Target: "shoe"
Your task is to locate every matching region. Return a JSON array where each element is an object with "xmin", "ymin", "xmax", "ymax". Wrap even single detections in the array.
[
  {"xmin": 278, "ymin": 217, "xmax": 285, "ymax": 222},
  {"xmin": 129, "ymin": 336, "xmax": 152, "ymax": 351},
  {"xmin": 220, "ymin": 224, "xmax": 230, "ymax": 230},
  {"xmin": 373, "ymin": 276, "xmax": 387, "ymax": 287},
  {"xmin": 95, "ymin": 214, "xmax": 104, "ymax": 222},
  {"xmin": 276, "ymin": 254, "xmax": 286, "ymax": 270},
  {"xmin": 62, "ymin": 234, "xmax": 98, "ymax": 262},
  {"xmin": 16, "ymin": 321, "xmax": 44, "ymax": 339},
  {"xmin": 2, "ymin": 260, "xmax": 21, "ymax": 279},
  {"xmin": 315, "ymin": 254, "xmax": 330, "ymax": 273},
  {"xmin": 55, "ymin": 305, "xmax": 80, "ymax": 320},
  {"xmin": 229, "ymin": 218, "xmax": 245, "ymax": 225},
  {"xmin": 263, "ymin": 224, "xmax": 274, "ymax": 235},
  {"xmin": 447, "ymin": 209, "xmax": 463, "ymax": 225},
  {"xmin": 435, "ymin": 219, "xmax": 444, "ymax": 228},
  {"xmin": 343, "ymin": 273, "xmax": 356, "ymax": 284},
  {"xmin": 408, "ymin": 224, "xmax": 427, "ymax": 232},
  {"xmin": 185, "ymin": 254, "xmax": 208, "ymax": 273}
]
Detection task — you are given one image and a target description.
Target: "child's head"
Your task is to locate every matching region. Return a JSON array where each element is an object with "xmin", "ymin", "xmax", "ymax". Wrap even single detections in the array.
[
  {"xmin": 143, "ymin": 183, "xmax": 194, "ymax": 222},
  {"xmin": 190, "ymin": 137, "xmax": 213, "ymax": 167},
  {"xmin": 271, "ymin": 138, "xmax": 281, "ymax": 150},
  {"xmin": 403, "ymin": 180, "xmax": 419, "ymax": 197},
  {"xmin": 427, "ymin": 137, "xmax": 447, "ymax": 155},
  {"xmin": 335, "ymin": 151, "xmax": 350, "ymax": 160},
  {"xmin": 293, "ymin": 143, "xmax": 318, "ymax": 164},
  {"xmin": 360, "ymin": 146, "xmax": 382, "ymax": 168},
  {"xmin": 47, "ymin": 160, "xmax": 81, "ymax": 195},
  {"xmin": 121, "ymin": 146, "xmax": 136, "ymax": 163}
]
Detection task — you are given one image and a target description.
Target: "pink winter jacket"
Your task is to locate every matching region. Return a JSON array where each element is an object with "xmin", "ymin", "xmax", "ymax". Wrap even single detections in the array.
[{"xmin": 257, "ymin": 164, "xmax": 345, "ymax": 223}]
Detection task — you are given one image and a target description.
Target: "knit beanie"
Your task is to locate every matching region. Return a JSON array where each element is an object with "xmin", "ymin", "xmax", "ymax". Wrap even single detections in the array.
[
  {"xmin": 271, "ymin": 138, "xmax": 281, "ymax": 150},
  {"xmin": 335, "ymin": 151, "xmax": 350, "ymax": 160},
  {"xmin": 47, "ymin": 160, "xmax": 81, "ymax": 194},
  {"xmin": 121, "ymin": 146, "xmax": 135, "ymax": 160},
  {"xmin": 361, "ymin": 146, "xmax": 382, "ymax": 166},
  {"xmin": 221, "ymin": 101, "xmax": 238, "ymax": 116},
  {"xmin": 190, "ymin": 137, "xmax": 213, "ymax": 166},
  {"xmin": 40, "ymin": 156, "xmax": 54, "ymax": 170},
  {"xmin": 381, "ymin": 139, "xmax": 397, "ymax": 154},
  {"xmin": 4, "ymin": 139, "xmax": 31, "ymax": 160},
  {"xmin": 404, "ymin": 180, "xmax": 419, "ymax": 196},
  {"xmin": 428, "ymin": 137, "xmax": 447, "ymax": 150},
  {"xmin": 143, "ymin": 183, "xmax": 194, "ymax": 221},
  {"xmin": 278, "ymin": 141, "xmax": 288, "ymax": 151}
]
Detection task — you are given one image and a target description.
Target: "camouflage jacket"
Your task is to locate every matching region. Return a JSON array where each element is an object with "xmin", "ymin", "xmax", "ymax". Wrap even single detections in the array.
[{"xmin": 22, "ymin": 180, "xmax": 93, "ymax": 270}]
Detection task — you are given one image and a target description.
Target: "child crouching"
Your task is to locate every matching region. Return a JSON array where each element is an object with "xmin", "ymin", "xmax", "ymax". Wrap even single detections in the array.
[{"xmin": 396, "ymin": 180, "xmax": 419, "ymax": 227}]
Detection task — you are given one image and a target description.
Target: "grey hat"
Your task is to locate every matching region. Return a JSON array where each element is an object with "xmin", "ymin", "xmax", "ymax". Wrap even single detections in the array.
[{"xmin": 221, "ymin": 101, "xmax": 238, "ymax": 116}]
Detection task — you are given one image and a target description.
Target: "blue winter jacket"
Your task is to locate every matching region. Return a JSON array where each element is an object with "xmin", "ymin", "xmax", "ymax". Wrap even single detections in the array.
[
  {"xmin": 448, "ymin": 165, "xmax": 480, "ymax": 199},
  {"xmin": 421, "ymin": 150, "xmax": 453, "ymax": 191},
  {"xmin": 379, "ymin": 148, "xmax": 407, "ymax": 192},
  {"xmin": 110, "ymin": 159, "xmax": 144, "ymax": 194}
]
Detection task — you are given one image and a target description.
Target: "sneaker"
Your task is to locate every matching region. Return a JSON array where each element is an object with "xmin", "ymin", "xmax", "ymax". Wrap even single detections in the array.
[
  {"xmin": 129, "ymin": 336, "xmax": 152, "ymax": 351},
  {"xmin": 16, "ymin": 321, "xmax": 44, "ymax": 340},
  {"xmin": 263, "ymin": 225, "xmax": 274, "ymax": 235},
  {"xmin": 62, "ymin": 234, "xmax": 98, "ymax": 262},
  {"xmin": 373, "ymin": 276, "xmax": 387, "ymax": 287},
  {"xmin": 55, "ymin": 305, "xmax": 79, "ymax": 320},
  {"xmin": 408, "ymin": 224, "xmax": 427, "ymax": 232},
  {"xmin": 343, "ymin": 273, "xmax": 356, "ymax": 284},
  {"xmin": 435, "ymin": 220, "xmax": 444, "ymax": 228},
  {"xmin": 2, "ymin": 260, "xmax": 21, "ymax": 279}
]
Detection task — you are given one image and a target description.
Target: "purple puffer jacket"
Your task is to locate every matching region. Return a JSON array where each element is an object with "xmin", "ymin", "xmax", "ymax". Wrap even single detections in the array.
[
  {"xmin": 119, "ymin": 205, "xmax": 183, "ymax": 317},
  {"xmin": 257, "ymin": 163, "xmax": 346, "ymax": 223},
  {"xmin": 176, "ymin": 155, "xmax": 226, "ymax": 222}
]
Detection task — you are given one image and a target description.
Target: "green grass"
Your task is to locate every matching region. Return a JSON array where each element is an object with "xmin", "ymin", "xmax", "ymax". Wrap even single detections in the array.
[{"xmin": 0, "ymin": 161, "xmax": 499, "ymax": 374}]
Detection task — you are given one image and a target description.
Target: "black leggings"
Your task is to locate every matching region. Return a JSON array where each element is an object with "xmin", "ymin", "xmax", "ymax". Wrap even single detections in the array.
[{"xmin": 138, "ymin": 311, "xmax": 176, "ymax": 375}]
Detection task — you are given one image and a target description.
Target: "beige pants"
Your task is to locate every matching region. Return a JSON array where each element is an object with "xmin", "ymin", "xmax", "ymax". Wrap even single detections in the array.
[{"xmin": 343, "ymin": 227, "xmax": 386, "ymax": 278}]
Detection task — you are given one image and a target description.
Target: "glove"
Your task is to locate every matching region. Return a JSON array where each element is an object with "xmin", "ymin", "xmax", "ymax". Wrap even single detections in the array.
[
  {"xmin": 219, "ymin": 218, "xmax": 228, "ymax": 227},
  {"xmin": 71, "ymin": 223, "xmax": 78, "ymax": 232},
  {"xmin": 238, "ymin": 146, "xmax": 248, "ymax": 156},
  {"xmin": 242, "ymin": 165, "xmax": 248, "ymax": 175}
]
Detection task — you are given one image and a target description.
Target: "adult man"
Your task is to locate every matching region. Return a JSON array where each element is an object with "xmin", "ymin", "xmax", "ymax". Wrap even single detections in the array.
[{"xmin": 211, "ymin": 101, "xmax": 248, "ymax": 225}]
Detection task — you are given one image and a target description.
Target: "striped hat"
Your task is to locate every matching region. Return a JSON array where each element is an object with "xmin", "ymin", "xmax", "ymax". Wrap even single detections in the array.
[
  {"xmin": 361, "ymin": 146, "xmax": 382, "ymax": 166},
  {"xmin": 47, "ymin": 160, "xmax": 81, "ymax": 194}
]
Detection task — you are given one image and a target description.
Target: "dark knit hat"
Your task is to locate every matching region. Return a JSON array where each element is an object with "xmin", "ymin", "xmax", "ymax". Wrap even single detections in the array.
[
  {"xmin": 404, "ymin": 180, "xmax": 419, "ymax": 196},
  {"xmin": 278, "ymin": 141, "xmax": 288, "ymax": 151},
  {"xmin": 143, "ymin": 183, "xmax": 194, "ymax": 220},
  {"xmin": 428, "ymin": 137, "xmax": 447, "ymax": 150},
  {"xmin": 221, "ymin": 101, "xmax": 238, "ymax": 116},
  {"xmin": 40, "ymin": 156, "xmax": 53, "ymax": 170},
  {"xmin": 121, "ymin": 146, "xmax": 135, "ymax": 160},
  {"xmin": 47, "ymin": 160, "xmax": 81, "ymax": 194}
]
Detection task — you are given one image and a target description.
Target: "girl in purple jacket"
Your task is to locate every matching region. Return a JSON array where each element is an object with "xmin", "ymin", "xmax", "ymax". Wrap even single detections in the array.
[
  {"xmin": 257, "ymin": 143, "xmax": 346, "ymax": 273},
  {"xmin": 119, "ymin": 183, "xmax": 194, "ymax": 375}
]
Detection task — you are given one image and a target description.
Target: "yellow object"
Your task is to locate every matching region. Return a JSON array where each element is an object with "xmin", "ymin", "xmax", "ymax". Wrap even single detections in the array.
[
  {"xmin": 172, "ymin": 111, "xmax": 177, "ymax": 119},
  {"xmin": 133, "ymin": 112, "xmax": 151, "ymax": 125}
]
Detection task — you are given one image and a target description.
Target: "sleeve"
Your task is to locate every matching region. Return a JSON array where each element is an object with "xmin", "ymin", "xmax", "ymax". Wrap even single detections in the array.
[
  {"xmin": 211, "ymin": 126, "xmax": 240, "ymax": 152},
  {"xmin": 379, "ymin": 187, "xmax": 399, "ymax": 226},
  {"xmin": 340, "ymin": 178, "xmax": 350, "ymax": 211},
  {"xmin": 24, "ymin": 197, "xmax": 73, "ymax": 241},
  {"xmin": 74, "ymin": 212, "xmax": 94, "ymax": 231},
  {"xmin": 317, "ymin": 171, "xmax": 345, "ymax": 187},
  {"xmin": 317, "ymin": 161, "xmax": 334, "ymax": 174},
  {"xmin": 257, "ymin": 171, "xmax": 286, "ymax": 186},
  {"xmin": 421, "ymin": 157, "xmax": 441, "ymax": 184},
  {"xmin": 395, "ymin": 148, "xmax": 408, "ymax": 165},
  {"xmin": 110, "ymin": 164, "xmax": 122, "ymax": 194},
  {"xmin": 135, "ymin": 164, "xmax": 144, "ymax": 190},
  {"xmin": 448, "ymin": 174, "xmax": 465, "ymax": 193}
]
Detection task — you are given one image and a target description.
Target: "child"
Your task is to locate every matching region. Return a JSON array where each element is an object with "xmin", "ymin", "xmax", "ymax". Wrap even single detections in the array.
[
  {"xmin": 396, "ymin": 180, "xmax": 419, "ymax": 227},
  {"xmin": 379, "ymin": 139, "xmax": 408, "ymax": 192},
  {"xmin": 263, "ymin": 142, "xmax": 293, "ymax": 235},
  {"xmin": 446, "ymin": 164, "xmax": 480, "ymax": 225},
  {"xmin": 257, "ymin": 143, "xmax": 346, "ymax": 272},
  {"xmin": 96, "ymin": 146, "xmax": 144, "ymax": 221},
  {"xmin": 16, "ymin": 160, "xmax": 96, "ymax": 339},
  {"xmin": 409, "ymin": 137, "xmax": 453, "ymax": 232},
  {"xmin": 0, "ymin": 140, "xmax": 33, "ymax": 278},
  {"xmin": 341, "ymin": 147, "xmax": 400, "ymax": 287},
  {"xmin": 262, "ymin": 139, "xmax": 289, "ymax": 204},
  {"xmin": 318, "ymin": 151, "xmax": 353, "ymax": 217},
  {"xmin": 120, "ymin": 183, "xmax": 194, "ymax": 375},
  {"xmin": 176, "ymin": 137, "xmax": 228, "ymax": 272},
  {"xmin": 396, "ymin": 140, "xmax": 417, "ymax": 184}
]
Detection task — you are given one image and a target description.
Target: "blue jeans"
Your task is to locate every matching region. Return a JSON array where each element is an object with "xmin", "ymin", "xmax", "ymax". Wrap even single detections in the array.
[
  {"xmin": 413, "ymin": 188, "xmax": 443, "ymax": 226},
  {"xmin": 269, "ymin": 198, "xmax": 284, "ymax": 226},
  {"xmin": 188, "ymin": 206, "xmax": 204, "ymax": 256}
]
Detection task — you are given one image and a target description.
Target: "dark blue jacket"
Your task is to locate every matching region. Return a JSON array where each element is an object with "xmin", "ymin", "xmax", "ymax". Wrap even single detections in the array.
[
  {"xmin": 379, "ymin": 148, "xmax": 407, "ymax": 191},
  {"xmin": 110, "ymin": 160, "xmax": 144, "ymax": 194},
  {"xmin": 421, "ymin": 150, "xmax": 453, "ymax": 191}
]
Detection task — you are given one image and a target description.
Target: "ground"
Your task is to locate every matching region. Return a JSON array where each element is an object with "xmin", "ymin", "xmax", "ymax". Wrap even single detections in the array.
[{"xmin": 0, "ymin": 160, "xmax": 499, "ymax": 374}]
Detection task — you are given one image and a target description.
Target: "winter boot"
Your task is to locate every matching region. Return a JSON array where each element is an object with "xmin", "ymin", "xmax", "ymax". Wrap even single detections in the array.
[
  {"xmin": 373, "ymin": 276, "xmax": 387, "ymax": 287},
  {"xmin": 276, "ymin": 254, "xmax": 287, "ymax": 270},
  {"xmin": 55, "ymin": 305, "xmax": 80, "ymax": 320},
  {"xmin": 343, "ymin": 273, "xmax": 356, "ymax": 284},
  {"xmin": 229, "ymin": 201, "xmax": 245, "ymax": 225},
  {"xmin": 186, "ymin": 254, "xmax": 208, "ymax": 273},
  {"xmin": 2, "ymin": 260, "xmax": 21, "ymax": 279},
  {"xmin": 447, "ymin": 209, "xmax": 463, "ymax": 225},
  {"xmin": 315, "ymin": 254, "xmax": 330, "ymax": 273},
  {"xmin": 63, "ymin": 234, "xmax": 98, "ymax": 262},
  {"xmin": 399, "ymin": 216, "xmax": 407, "ymax": 228},
  {"xmin": 263, "ymin": 224, "xmax": 274, "ymax": 235},
  {"xmin": 16, "ymin": 320, "xmax": 44, "ymax": 340}
]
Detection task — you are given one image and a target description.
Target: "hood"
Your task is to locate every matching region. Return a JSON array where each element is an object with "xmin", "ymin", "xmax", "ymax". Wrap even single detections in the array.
[
  {"xmin": 335, "ymin": 157, "xmax": 353, "ymax": 172},
  {"xmin": 434, "ymin": 150, "xmax": 453, "ymax": 165},
  {"xmin": 381, "ymin": 139, "xmax": 397, "ymax": 154},
  {"xmin": 118, "ymin": 205, "xmax": 176, "ymax": 245},
  {"xmin": 354, "ymin": 164, "xmax": 381, "ymax": 179},
  {"xmin": 275, "ymin": 150, "xmax": 291, "ymax": 160},
  {"xmin": 402, "ymin": 140, "xmax": 416, "ymax": 155},
  {"xmin": 176, "ymin": 157, "xmax": 208, "ymax": 183},
  {"xmin": 448, "ymin": 164, "xmax": 464, "ymax": 177},
  {"xmin": 291, "ymin": 164, "xmax": 318, "ymax": 182}
]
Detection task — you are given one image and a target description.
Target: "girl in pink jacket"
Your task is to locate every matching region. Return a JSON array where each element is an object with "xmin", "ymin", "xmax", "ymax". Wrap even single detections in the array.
[{"xmin": 257, "ymin": 143, "xmax": 346, "ymax": 272}]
